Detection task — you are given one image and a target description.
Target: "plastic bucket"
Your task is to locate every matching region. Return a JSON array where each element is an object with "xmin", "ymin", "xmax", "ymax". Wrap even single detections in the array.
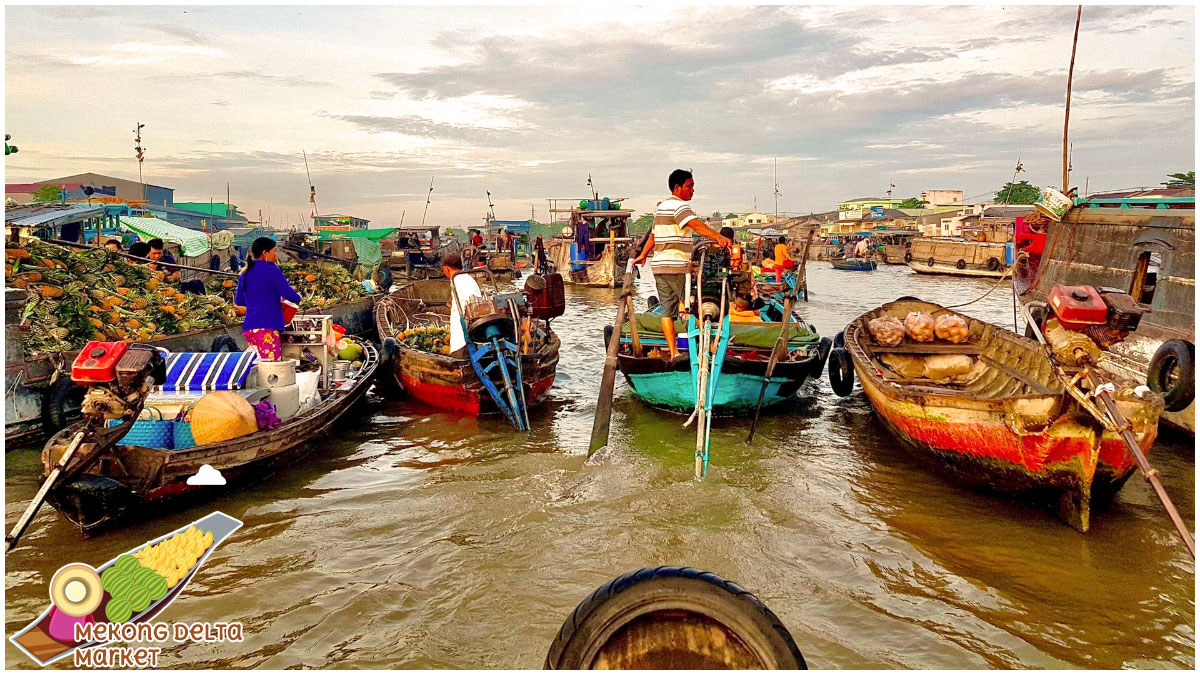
[
  {"xmin": 282, "ymin": 300, "xmax": 300, "ymax": 324},
  {"xmin": 1034, "ymin": 188, "xmax": 1073, "ymax": 221}
]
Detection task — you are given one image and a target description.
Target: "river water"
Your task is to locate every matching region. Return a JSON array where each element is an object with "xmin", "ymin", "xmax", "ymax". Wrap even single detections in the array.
[{"xmin": 5, "ymin": 263, "xmax": 1194, "ymax": 669}]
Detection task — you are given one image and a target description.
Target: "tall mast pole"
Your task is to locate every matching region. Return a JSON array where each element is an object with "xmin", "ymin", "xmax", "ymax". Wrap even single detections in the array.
[
  {"xmin": 773, "ymin": 157, "xmax": 779, "ymax": 221},
  {"xmin": 133, "ymin": 122, "xmax": 145, "ymax": 203},
  {"xmin": 420, "ymin": 176, "xmax": 434, "ymax": 227},
  {"xmin": 303, "ymin": 150, "xmax": 318, "ymax": 231},
  {"xmin": 1063, "ymin": 5, "xmax": 1082, "ymax": 192}
]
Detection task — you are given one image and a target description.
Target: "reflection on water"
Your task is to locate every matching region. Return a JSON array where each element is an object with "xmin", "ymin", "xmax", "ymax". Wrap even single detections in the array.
[{"xmin": 5, "ymin": 264, "xmax": 1194, "ymax": 668}]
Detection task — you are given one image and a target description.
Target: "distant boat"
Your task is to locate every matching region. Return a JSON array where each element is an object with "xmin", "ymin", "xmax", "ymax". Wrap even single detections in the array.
[{"xmin": 831, "ymin": 257, "xmax": 876, "ymax": 271}]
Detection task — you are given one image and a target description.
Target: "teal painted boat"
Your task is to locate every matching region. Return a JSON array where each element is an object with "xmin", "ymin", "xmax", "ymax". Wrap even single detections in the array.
[{"xmin": 613, "ymin": 313, "xmax": 829, "ymax": 415}]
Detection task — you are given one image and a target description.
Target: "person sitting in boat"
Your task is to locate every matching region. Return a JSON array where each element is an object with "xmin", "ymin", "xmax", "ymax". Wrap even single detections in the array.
[
  {"xmin": 144, "ymin": 238, "xmax": 206, "ymax": 294},
  {"xmin": 631, "ymin": 168, "xmax": 732, "ymax": 360},
  {"xmin": 441, "ymin": 253, "xmax": 483, "ymax": 358},
  {"xmin": 720, "ymin": 227, "xmax": 744, "ymax": 271},
  {"xmin": 730, "ymin": 295, "xmax": 762, "ymax": 323},
  {"xmin": 103, "ymin": 239, "xmax": 122, "ymax": 253},
  {"xmin": 854, "ymin": 237, "xmax": 870, "ymax": 260},
  {"xmin": 235, "ymin": 237, "xmax": 302, "ymax": 361}
]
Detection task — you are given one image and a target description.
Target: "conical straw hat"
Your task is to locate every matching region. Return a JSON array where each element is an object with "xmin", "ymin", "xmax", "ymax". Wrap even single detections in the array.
[{"xmin": 191, "ymin": 391, "xmax": 258, "ymax": 445}]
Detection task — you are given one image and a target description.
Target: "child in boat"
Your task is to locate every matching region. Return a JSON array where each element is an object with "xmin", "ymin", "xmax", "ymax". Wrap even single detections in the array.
[{"xmin": 730, "ymin": 295, "xmax": 762, "ymax": 323}]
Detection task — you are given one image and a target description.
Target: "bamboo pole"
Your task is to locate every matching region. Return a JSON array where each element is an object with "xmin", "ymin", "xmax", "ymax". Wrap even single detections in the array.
[{"xmin": 1063, "ymin": 6, "xmax": 1082, "ymax": 192}]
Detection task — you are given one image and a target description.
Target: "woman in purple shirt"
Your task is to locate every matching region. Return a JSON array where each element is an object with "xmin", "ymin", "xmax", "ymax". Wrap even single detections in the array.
[{"xmin": 234, "ymin": 237, "xmax": 301, "ymax": 361}]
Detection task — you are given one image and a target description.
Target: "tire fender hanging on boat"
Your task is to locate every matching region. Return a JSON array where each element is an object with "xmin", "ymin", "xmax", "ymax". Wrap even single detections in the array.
[
  {"xmin": 828, "ymin": 347, "xmax": 854, "ymax": 397},
  {"xmin": 1147, "ymin": 339, "xmax": 1194, "ymax": 412}
]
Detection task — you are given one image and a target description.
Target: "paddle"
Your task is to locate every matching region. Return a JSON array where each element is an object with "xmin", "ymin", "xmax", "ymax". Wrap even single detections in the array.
[
  {"xmin": 746, "ymin": 226, "xmax": 817, "ymax": 444},
  {"xmin": 588, "ymin": 230, "xmax": 653, "ymax": 457},
  {"xmin": 6, "ymin": 431, "xmax": 85, "ymax": 552}
]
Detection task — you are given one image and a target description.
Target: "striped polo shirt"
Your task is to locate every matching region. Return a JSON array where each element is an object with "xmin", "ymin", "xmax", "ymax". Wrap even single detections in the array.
[{"xmin": 650, "ymin": 196, "xmax": 699, "ymax": 273}]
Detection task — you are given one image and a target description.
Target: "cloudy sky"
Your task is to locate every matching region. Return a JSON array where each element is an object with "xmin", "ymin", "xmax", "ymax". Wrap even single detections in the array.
[{"xmin": 4, "ymin": 3, "xmax": 1194, "ymax": 227}]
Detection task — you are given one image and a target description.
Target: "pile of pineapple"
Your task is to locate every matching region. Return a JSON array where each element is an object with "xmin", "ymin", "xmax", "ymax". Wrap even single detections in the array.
[
  {"xmin": 205, "ymin": 262, "xmax": 366, "ymax": 309},
  {"xmin": 397, "ymin": 325, "xmax": 452, "ymax": 356}
]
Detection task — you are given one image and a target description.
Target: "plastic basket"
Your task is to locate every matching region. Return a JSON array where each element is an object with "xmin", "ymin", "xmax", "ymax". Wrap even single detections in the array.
[
  {"xmin": 173, "ymin": 421, "xmax": 197, "ymax": 449},
  {"xmin": 108, "ymin": 418, "xmax": 174, "ymax": 449}
]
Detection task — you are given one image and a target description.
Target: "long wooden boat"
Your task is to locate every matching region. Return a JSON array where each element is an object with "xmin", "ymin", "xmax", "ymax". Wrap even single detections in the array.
[
  {"xmin": 6, "ymin": 293, "xmax": 379, "ymax": 444},
  {"xmin": 842, "ymin": 298, "xmax": 1163, "ymax": 531},
  {"xmin": 906, "ymin": 237, "xmax": 1011, "ymax": 278},
  {"xmin": 374, "ymin": 281, "xmax": 560, "ymax": 416},
  {"xmin": 40, "ymin": 344, "xmax": 379, "ymax": 534},
  {"xmin": 614, "ymin": 312, "xmax": 827, "ymax": 414},
  {"xmin": 831, "ymin": 257, "xmax": 877, "ymax": 271},
  {"xmin": 9, "ymin": 511, "xmax": 242, "ymax": 666},
  {"xmin": 1015, "ymin": 203, "xmax": 1194, "ymax": 434},
  {"xmin": 544, "ymin": 206, "xmax": 636, "ymax": 287}
]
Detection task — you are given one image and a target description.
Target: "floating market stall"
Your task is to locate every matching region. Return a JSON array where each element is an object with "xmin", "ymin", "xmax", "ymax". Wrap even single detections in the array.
[
  {"xmin": 4, "ymin": 238, "xmax": 380, "ymax": 443},
  {"xmin": 117, "ymin": 215, "xmax": 239, "ymax": 278}
]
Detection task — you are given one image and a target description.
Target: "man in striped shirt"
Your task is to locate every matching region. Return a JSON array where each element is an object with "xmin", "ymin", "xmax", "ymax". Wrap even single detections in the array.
[{"xmin": 632, "ymin": 169, "xmax": 731, "ymax": 359}]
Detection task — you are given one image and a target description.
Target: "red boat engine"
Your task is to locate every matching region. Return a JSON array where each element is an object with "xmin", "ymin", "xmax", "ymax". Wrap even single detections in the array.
[
  {"xmin": 1040, "ymin": 285, "xmax": 1148, "ymax": 365},
  {"xmin": 70, "ymin": 341, "xmax": 167, "ymax": 421}
]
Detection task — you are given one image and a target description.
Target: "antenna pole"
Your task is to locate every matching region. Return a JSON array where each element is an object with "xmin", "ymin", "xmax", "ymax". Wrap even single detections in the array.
[
  {"xmin": 304, "ymin": 150, "xmax": 319, "ymax": 229},
  {"xmin": 1063, "ymin": 5, "xmax": 1082, "ymax": 192},
  {"xmin": 420, "ymin": 176, "xmax": 435, "ymax": 227}
]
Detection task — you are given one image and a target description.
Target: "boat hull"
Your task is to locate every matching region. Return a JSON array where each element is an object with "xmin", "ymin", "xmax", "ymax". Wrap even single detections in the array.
[
  {"xmin": 389, "ymin": 335, "xmax": 560, "ymax": 417},
  {"xmin": 619, "ymin": 352, "xmax": 816, "ymax": 414},
  {"xmin": 843, "ymin": 299, "xmax": 1162, "ymax": 531},
  {"xmin": 907, "ymin": 261, "xmax": 1009, "ymax": 278},
  {"xmin": 43, "ymin": 345, "xmax": 380, "ymax": 535},
  {"xmin": 856, "ymin": 371, "xmax": 1153, "ymax": 531},
  {"xmin": 832, "ymin": 259, "xmax": 877, "ymax": 271}
]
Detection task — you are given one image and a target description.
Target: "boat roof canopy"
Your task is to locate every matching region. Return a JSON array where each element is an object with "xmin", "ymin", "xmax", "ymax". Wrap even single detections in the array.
[{"xmin": 318, "ymin": 227, "xmax": 398, "ymax": 241}]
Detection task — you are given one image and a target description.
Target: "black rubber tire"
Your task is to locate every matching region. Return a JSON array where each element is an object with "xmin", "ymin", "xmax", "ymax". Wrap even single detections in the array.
[
  {"xmin": 828, "ymin": 347, "xmax": 854, "ymax": 396},
  {"xmin": 211, "ymin": 335, "xmax": 239, "ymax": 353},
  {"xmin": 41, "ymin": 376, "xmax": 86, "ymax": 433},
  {"xmin": 987, "ymin": 257, "xmax": 1001, "ymax": 271},
  {"xmin": 1023, "ymin": 303, "xmax": 1048, "ymax": 341},
  {"xmin": 811, "ymin": 337, "xmax": 833, "ymax": 381},
  {"xmin": 955, "ymin": 259, "xmax": 967, "ymax": 270},
  {"xmin": 880, "ymin": 253, "xmax": 888, "ymax": 264},
  {"xmin": 545, "ymin": 566, "xmax": 805, "ymax": 670},
  {"xmin": 927, "ymin": 257, "xmax": 935, "ymax": 267},
  {"xmin": 904, "ymin": 251, "xmax": 913, "ymax": 263},
  {"xmin": 377, "ymin": 266, "xmax": 394, "ymax": 291},
  {"xmin": 833, "ymin": 330, "xmax": 844, "ymax": 349},
  {"xmin": 1147, "ymin": 340, "xmax": 1194, "ymax": 412}
]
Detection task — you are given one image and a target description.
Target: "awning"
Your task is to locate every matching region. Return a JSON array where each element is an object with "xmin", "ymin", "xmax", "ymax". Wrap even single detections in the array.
[
  {"xmin": 118, "ymin": 215, "xmax": 213, "ymax": 257},
  {"xmin": 317, "ymin": 227, "xmax": 397, "ymax": 242},
  {"xmin": 5, "ymin": 203, "xmax": 106, "ymax": 228},
  {"xmin": 747, "ymin": 227, "xmax": 785, "ymax": 237}
]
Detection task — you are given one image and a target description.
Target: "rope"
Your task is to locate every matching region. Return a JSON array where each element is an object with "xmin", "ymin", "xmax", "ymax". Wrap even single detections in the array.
[{"xmin": 942, "ymin": 262, "xmax": 1019, "ymax": 309}]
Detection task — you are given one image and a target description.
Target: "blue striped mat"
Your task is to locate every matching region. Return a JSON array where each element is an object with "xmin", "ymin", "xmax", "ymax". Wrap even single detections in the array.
[{"xmin": 161, "ymin": 351, "xmax": 258, "ymax": 392}]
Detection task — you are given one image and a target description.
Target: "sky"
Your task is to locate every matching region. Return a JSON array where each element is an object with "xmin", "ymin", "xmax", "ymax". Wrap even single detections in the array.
[{"xmin": 4, "ymin": 3, "xmax": 1195, "ymax": 228}]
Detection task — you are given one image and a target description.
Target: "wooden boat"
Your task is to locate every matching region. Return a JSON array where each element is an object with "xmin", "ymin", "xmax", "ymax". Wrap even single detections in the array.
[
  {"xmin": 374, "ymin": 279, "xmax": 560, "ymax": 417},
  {"xmin": 6, "ymin": 291, "xmax": 380, "ymax": 444},
  {"xmin": 40, "ymin": 344, "xmax": 379, "ymax": 534},
  {"xmin": 545, "ymin": 205, "xmax": 636, "ymax": 287},
  {"xmin": 840, "ymin": 298, "xmax": 1163, "ymax": 531},
  {"xmin": 614, "ymin": 311, "xmax": 827, "ymax": 414},
  {"xmin": 906, "ymin": 236, "xmax": 1011, "ymax": 278},
  {"xmin": 9, "ymin": 511, "xmax": 242, "ymax": 666},
  {"xmin": 1015, "ymin": 202, "xmax": 1194, "ymax": 434},
  {"xmin": 831, "ymin": 257, "xmax": 877, "ymax": 271}
]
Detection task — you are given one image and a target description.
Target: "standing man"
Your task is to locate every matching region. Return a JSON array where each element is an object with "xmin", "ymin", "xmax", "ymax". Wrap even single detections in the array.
[
  {"xmin": 633, "ymin": 169, "xmax": 731, "ymax": 360},
  {"xmin": 773, "ymin": 236, "xmax": 793, "ymax": 283},
  {"xmin": 441, "ymin": 253, "xmax": 483, "ymax": 358}
]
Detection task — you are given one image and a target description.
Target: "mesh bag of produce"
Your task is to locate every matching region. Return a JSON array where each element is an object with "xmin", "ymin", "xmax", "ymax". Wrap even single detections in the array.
[
  {"xmin": 868, "ymin": 316, "xmax": 906, "ymax": 347},
  {"xmin": 904, "ymin": 312, "xmax": 935, "ymax": 342},
  {"xmin": 934, "ymin": 315, "xmax": 970, "ymax": 343}
]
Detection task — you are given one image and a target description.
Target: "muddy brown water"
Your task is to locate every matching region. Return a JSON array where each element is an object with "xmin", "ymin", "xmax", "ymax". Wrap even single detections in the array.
[{"xmin": 5, "ymin": 263, "xmax": 1194, "ymax": 668}]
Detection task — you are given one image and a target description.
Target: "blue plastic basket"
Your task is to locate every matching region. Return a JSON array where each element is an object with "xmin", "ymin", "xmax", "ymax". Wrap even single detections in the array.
[
  {"xmin": 173, "ymin": 421, "xmax": 197, "ymax": 450},
  {"xmin": 108, "ymin": 419, "xmax": 174, "ymax": 449}
]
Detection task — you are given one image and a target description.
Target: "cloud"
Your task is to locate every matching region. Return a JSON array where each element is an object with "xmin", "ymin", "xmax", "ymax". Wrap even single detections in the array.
[
  {"xmin": 154, "ymin": 69, "xmax": 329, "ymax": 87},
  {"xmin": 186, "ymin": 464, "xmax": 226, "ymax": 486}
]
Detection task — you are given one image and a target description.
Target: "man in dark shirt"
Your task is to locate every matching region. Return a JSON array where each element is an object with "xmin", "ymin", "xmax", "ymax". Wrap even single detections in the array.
[{"xmin": 147, "ymin": 238, "xmax": 206, "ymax": 294}]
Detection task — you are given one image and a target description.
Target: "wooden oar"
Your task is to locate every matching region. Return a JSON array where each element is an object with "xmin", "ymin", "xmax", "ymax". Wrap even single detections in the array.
[
  {"xmin": 589, "ymin": 231, "xmax": 652, "ymax": 456},
  {"xmin": 1084, "ymin": 365, "xmax": 1195, "ymax": 558},
  {"xmin": 746, "ymin": 226, "xmax": 817, "ymax": 443},
  {"xmin": 6, "ymin": 431, "xmax": 84, "ymax": 551}
]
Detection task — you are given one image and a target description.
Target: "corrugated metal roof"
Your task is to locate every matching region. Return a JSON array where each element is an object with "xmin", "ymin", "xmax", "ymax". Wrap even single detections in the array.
[{"xmin": 4, "ymin": 203, "xmax": 106, "ymax": 227}]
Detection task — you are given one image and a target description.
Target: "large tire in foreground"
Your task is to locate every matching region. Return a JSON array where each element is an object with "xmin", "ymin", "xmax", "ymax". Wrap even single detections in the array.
[
  {"xmin": 211, "ymin": 334, "xmax": 239, "ymax": 353},
  {"xmin": 546, "ymin": 566, "xmax": 805, "ymax": 670},
  {"xmin": 828, "ymin": 348, "xmax": 854, "ymax": 397},
  {"xmin": 1147, "ymin": 340, "xmax": 1194, "ymax": 412}
]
